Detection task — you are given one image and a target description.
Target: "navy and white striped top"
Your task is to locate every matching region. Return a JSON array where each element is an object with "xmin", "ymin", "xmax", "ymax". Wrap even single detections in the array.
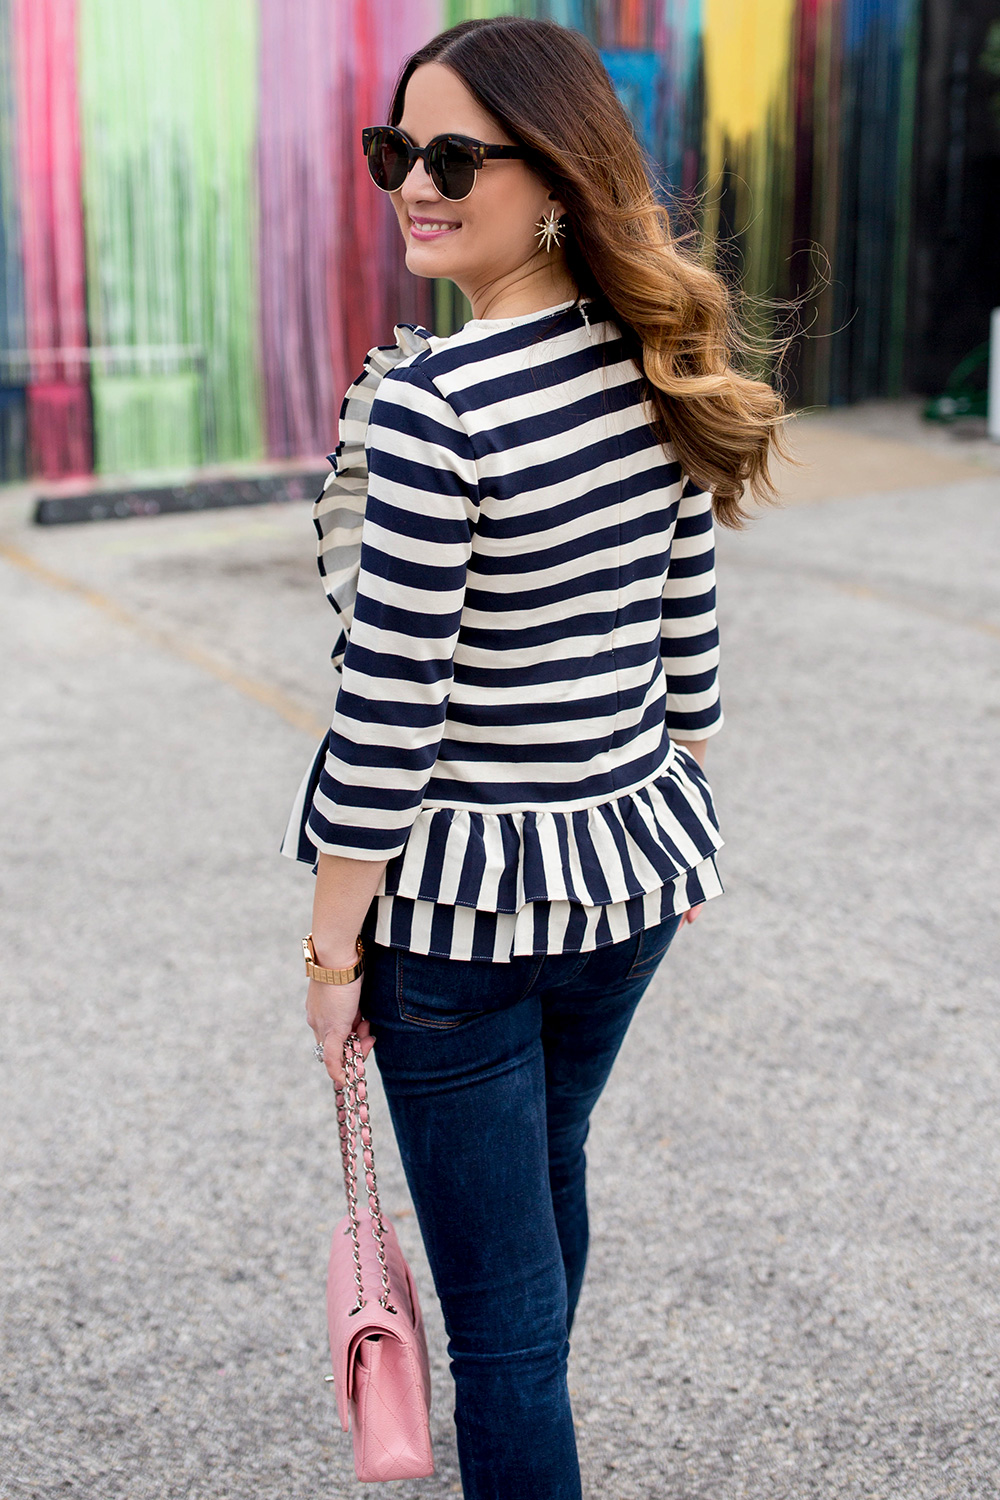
[{"xmin": 283, "ymin": 298, "xmax": 725, "ymax": 961}]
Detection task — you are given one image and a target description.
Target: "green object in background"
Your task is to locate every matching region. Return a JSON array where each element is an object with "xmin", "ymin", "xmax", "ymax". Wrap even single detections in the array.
[
  {"xmin": 79, "ymin": 0, "xmax": 262, "ymax": 473},
  {"xmin": 433, "ymin": 279, "xmax": 472, "ymax": 338},
  {"xmin": 91, "ymin": 372, "xmax": 203, "ymax": 473},
  {"xmin": 923, "ymin": 342, "xmax": 989, "ymax": 423}
]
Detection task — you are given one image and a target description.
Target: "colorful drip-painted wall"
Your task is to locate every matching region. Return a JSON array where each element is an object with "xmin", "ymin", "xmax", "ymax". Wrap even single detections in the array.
[{"xmin": 0, "ymin": 0, "xmax": 923, "ymax": 481}]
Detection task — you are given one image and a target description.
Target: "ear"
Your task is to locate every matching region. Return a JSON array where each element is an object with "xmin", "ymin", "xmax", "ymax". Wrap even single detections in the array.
[{"xmin": 547, "ymin": 191, "xmax": 567, "ymax": 218}]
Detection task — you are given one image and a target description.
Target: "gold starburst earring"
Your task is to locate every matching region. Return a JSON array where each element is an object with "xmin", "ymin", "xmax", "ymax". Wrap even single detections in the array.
[{"xmin": 535, "ymin": 207, "xmax": 566, "ymax": 252}]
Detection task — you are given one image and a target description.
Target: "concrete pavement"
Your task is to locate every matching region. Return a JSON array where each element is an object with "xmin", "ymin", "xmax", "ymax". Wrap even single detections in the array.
[{"xmin": 1, "ymin": 410, "xmax": 998, "ymax": 1498}]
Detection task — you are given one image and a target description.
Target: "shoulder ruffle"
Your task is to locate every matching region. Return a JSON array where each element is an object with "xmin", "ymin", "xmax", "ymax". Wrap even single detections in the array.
[{"xmin": 315, "ymin": 325, "xmax": 433, "ymax": 668}]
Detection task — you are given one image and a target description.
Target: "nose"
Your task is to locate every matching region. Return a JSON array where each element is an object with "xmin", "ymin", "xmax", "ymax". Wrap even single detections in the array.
[{"xmin": 399, "ymin": 155, "xmax": 439, "ymax": 204}]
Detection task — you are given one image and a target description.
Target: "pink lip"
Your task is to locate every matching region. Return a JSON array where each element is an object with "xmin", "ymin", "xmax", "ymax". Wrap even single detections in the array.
[{"xmin": 408, "ymin": 216, "xmax": 460, "ymax": 241}]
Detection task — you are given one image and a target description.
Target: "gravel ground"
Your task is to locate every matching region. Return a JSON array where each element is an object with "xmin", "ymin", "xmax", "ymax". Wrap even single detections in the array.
[{"xmin": 1, "ymin": 448, "xmax": 998, "ymax": 1499}]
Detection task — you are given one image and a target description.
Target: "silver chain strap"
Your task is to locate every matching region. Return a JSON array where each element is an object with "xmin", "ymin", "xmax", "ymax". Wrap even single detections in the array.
[{"xmin": 334, "ymin": 1033, "xmax": 397, "ymax": 1315}]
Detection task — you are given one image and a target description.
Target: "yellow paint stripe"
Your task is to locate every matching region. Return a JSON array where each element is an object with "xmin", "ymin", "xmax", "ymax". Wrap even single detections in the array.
[
  {"xmin": 704, "ymin": 0, "xmax": 796, "ymax": 140},
  {"xmin": 5, "ymin": 535, "xmax": 994, "ymax": 760},
  {"xmin": 0, "ymin": 541, "xmax": 328, "ymax": 738},
  {"xmin": 828, "ymin": 579, "xmax": 1000, "ymax": 640},
  {"xmin": 728, "ymin": 549, "xmax": 1000, "ymax": 639}
]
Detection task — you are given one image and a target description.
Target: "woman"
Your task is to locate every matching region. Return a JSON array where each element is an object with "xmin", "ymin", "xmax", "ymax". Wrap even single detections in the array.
[{"xmin": 285, "ymin": 16, "xmax": 789, "ymax": 1497}]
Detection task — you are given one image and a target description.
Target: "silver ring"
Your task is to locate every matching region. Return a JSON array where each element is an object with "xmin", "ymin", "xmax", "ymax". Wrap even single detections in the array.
[{"xmin": 313, "ymin": 1042, "xmax": 325, "ymax": 1062}]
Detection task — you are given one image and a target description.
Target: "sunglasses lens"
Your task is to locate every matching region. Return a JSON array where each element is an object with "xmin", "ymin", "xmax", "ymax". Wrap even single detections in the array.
[
  {"xmin": 429, "ymin": 138, "xmax": 478, "ymax": 200},
  {"xmin": 366, "ymin": 130, "xmax": 408, "ymax": 192}
]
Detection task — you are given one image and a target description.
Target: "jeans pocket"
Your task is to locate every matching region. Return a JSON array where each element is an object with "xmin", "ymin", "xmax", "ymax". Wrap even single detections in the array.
[
  {"xmin": 394, "ymin": 948, "xmax": 542, "ymax": 1029},
  {"xmin": 624, "ymin": 915, "xmax": 681, "ymax": 981}
]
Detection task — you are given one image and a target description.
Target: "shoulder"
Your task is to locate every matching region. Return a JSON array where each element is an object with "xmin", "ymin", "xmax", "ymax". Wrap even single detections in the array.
[
  {"xmin": 370, "ymin": 330, "xmax": 475, "ymax": 449},
  {"xmin": 378, "ymin": 322, "xmax": 491, "ymax": 390},
  {"xmin": 366, "ymin": 334, "xmax": 479, "ymax": 480},
  {"xmin": 372, "ymin": 352, "xmax": 462, "ymax": 425}
]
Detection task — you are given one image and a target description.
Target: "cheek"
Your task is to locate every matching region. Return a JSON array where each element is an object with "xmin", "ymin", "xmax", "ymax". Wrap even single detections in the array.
[
  {"xmin": 468, "ymin": 190, "xmax": 541, "ymax": 258},
  {"xmin": 461, "ymin": 218, "xmax": 526, "ymax": 271}
]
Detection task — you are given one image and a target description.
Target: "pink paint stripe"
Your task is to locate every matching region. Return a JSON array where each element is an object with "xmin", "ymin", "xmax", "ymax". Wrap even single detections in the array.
[
  {"xmin": 257, "ymin": 0, "xmax": 344, "ymax": 457},
  {"xmin": 14, "ymin": 0, "xmax": 90, "ymax": 474},
  {"xmin": 257, "ymin": 0, "xmax": 438, "ymax": 458}
]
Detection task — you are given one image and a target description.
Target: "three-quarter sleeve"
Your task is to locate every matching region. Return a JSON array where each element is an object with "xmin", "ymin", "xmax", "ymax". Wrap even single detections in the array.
[
  {"xmin": 305, "ymin": 363, "xmax": 480, "ymax": 860},
  {"xmin": 660, "ymin": 479, "xmax": 723, "ymax": 740}
]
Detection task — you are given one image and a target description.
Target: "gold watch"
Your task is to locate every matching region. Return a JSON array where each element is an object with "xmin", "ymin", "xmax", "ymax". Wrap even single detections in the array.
[{"xmin": 302, "ymin": 933, "xmax": 365, "ymax": 984}]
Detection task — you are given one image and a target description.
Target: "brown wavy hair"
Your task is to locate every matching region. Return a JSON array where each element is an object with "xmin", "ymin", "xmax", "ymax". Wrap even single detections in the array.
[{"xmin": 390, "ymin": 15, "xmax": 798, "ymax": 528}]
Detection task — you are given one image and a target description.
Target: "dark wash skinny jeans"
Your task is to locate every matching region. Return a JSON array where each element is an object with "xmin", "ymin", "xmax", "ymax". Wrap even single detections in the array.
[{"xmin": 359, "ymin": 911, "xmax": 682, "ymax": 1500}]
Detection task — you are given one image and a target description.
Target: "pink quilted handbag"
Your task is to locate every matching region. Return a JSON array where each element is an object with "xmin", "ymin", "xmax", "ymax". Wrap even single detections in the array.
[{"xmin": 326, "ymin": 1033, "xmax": 434, "ymax": 1481}]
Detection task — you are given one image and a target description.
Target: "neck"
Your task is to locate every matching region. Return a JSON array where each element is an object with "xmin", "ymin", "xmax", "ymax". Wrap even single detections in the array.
[{"xmin": 461, "ymin": 255, "xmax": 578, "ymax": 322}]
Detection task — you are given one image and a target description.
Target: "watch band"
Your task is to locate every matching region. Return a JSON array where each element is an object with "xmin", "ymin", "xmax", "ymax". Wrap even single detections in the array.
[{"xmin": 303, "ymin": 933, "xmax": 365, "ymax": 984}]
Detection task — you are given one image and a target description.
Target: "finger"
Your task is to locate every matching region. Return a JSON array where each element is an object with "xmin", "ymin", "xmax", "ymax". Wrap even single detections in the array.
[
  {"xmin": 321, "ymin": 1030, "xmax": 347, "ymax": 1088},
  {"xmin": 351, "ymin": 1013, "xmax": 377, "ymax": 1056}
]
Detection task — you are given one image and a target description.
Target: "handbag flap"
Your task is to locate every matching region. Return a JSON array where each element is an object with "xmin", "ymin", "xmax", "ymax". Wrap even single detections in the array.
[
  {"xmin": 327, "ymin": 1212, "xmax": 430, "ymax": 1431},
  {"xmin": 351, "ymin": 1327, "xmax": 435, "ymax": 1480}
]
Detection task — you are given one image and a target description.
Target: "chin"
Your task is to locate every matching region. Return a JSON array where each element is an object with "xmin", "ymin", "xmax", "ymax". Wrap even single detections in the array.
[{"xmin": 405, "ymin": 244, "xmax": 458, "ymax": 281}]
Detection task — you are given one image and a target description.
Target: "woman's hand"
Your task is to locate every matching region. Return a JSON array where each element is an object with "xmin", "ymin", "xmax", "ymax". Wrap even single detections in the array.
[
  {"xmin": 679, "ymin": 904, "xmax": 702, "ymax": 927},
  {"xmin": 304, "ymin": 853, "xmax": 389, "ymax": 1087},
  {"xmin": 306, "ymin": 975, "xmax": 374, "ymax": 1088}
]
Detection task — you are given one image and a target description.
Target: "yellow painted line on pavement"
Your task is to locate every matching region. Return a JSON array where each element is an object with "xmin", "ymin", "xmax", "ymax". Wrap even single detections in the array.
[
  {"xmin": 829, "ymin": 579, "xmax": 1000, "ymax": 639},
  {"xmin": 0, "ymin": 541, "xmax": 328, "ymax": 739},
  {"xmin": 726, "ymin": 549, "xmax": 1000, "ymax": 639}
]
